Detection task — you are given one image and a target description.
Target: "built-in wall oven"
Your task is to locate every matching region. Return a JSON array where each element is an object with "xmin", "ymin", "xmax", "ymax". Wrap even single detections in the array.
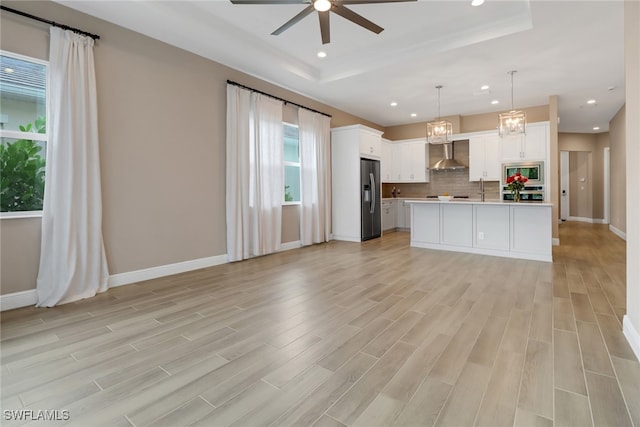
[{"xmin": 502, "ymin": 161, "xmax": 545, "ymax": 202}]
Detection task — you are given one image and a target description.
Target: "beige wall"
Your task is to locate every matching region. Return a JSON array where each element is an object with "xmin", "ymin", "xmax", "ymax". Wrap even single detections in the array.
[
  {"xmin": 609, "ymin": 105, "xmax": 626, "ymax": 233},
  {"xmin": 549, "ymin": 95, "xmax": 559, "ymax": 241},
  {"xmin": 384, "ymin": 106, "xmax": 549, "ymax": 141},
  {"xmin": 0, "ymin": 0, "xmax": 377, "ymax": 295},
  {"xmin": 558, "ymin": 132, "xmax": 608, "ymax": 221}
]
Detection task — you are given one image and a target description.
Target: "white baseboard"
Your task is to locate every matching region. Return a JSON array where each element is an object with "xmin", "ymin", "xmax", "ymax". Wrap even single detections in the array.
[
  {"xmin": 280, "ymin": 240, "xmax": 302, "ymax": 251},
  {"xmin": 0, "ymin": 289, "xmax": 38, "ymax": 311},
  {"xmin": 567, "ymin": 216, "xmax": 606, "ymax": 224},
  {"xmin": 623, "ymin": 315, "xmax": 640, "ymax": 362},
  {"xmin": 610, "ymin": 224, "xmax": 627, "ymax": 241},
  {"xmin": 108, "ymin": 254, "xmax": 228, "ymax": 288},
  {"xmin": 552, "ymin": 238, "xmax": 560, "ymax": 246}
]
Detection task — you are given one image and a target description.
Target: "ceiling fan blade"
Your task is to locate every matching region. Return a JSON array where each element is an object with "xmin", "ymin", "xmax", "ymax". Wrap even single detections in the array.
[
  {"xmin": 338, "ymin": 0, "xmax": 417, "ymax": 3},
  {"xmin": 318, "ymin": 11, "xmax": 330, "ymax": 44},
  {"xmin": 271, "ymin": 4, "xmax": 315, "ymax": 35},
  {"xmin": 230, "ymin": 1, "xmax": 310, "ymax": 4},
  {"xmin": 332, "ymin": 4, "xmax": 383, "ymax": 34}
]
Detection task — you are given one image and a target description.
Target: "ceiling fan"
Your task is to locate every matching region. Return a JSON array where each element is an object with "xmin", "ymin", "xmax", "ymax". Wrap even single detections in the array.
[{"xmin": 229, "ymin": 0, "xmax": 417, "ymax": 45}]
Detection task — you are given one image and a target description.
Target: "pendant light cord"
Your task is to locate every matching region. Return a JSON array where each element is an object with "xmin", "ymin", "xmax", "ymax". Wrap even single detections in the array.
[{"xmin": 509, "ymin": 70, "xmax": 516, "ymax": 111}]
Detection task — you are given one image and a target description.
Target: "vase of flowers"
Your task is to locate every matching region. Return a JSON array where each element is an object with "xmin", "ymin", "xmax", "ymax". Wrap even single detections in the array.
[{"xmin": 506, "ymin": 172, "xmax": 528, "ymax": 202}]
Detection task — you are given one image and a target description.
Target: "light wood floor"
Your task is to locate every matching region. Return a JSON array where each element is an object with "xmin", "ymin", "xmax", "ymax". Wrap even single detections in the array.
[{"xmin": 1, "ymin": 222, "xmax": 639, "ymax": 427}]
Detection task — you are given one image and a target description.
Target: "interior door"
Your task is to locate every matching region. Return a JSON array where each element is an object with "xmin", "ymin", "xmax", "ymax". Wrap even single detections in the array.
[{"xmin": 560, "ymin": 151, "xmax": 570, "ymax": 220}]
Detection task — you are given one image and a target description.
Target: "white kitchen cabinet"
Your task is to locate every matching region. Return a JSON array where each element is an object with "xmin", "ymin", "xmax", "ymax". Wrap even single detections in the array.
[
  {"xmin": 404, "ymin": 201, "xmax": 411, "ymax": 228},
  {"xmin": 382, "ymin": 200, "xmax": 396, "ymax": 231},
  {"xmin": 469, "ymin": 135, "xmax": 501, "ymax": 181},
  {"xmin": 381, "ymin": 139, "xmax": 393, "ymax": 182},
  {"xmin": 473, "ymin": 204, "xmax": 510, "ymax": 250},
  {"xmin": 331, "ymin": 125, "xmax": 384, "ymax": 242},
  {"xmin": 391, "ymin": 139, "xmax": 428, "ymax": 182},
  {"xmin": 395, "ymin": 199, "xmax": 405, "ymax": 228},
  {"xmin": 359, "ymin": 128, "xmax": 382, "ymax": 159},
  {"xmin": 500, "ymin": 121, "xmax": 548, "ymax": 162},
  {"xmin": 440, "ymin": 203, "xmax": 473, "ymax": 247}
]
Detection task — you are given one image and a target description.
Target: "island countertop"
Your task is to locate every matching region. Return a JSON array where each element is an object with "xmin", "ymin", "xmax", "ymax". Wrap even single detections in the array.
[{"xmin": 403, "ymin": 199, "xmax": 553, "ymax": 207}]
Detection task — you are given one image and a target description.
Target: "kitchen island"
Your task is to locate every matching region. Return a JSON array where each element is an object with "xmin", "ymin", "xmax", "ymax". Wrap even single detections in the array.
[{"xmin": 406, "ymin": 199, "xmax": 552, "ymax": 262}]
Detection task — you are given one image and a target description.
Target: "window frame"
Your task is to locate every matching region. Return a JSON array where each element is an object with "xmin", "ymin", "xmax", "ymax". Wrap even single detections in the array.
[
  {"xmin": 0, "ymin": 50, "xmax": 49, "ymax": 219},
  {"xmin": 283, "ymin": 121, "xmax": 301, "ymax": 206}
]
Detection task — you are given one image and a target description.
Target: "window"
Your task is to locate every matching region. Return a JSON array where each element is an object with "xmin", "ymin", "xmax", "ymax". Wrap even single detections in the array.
[
  {"xmin": 284, "ymin": 122, "xmax": 300, "ymax": 203},
  {"xmin": 0, "ymin": 52, "xmax": 48, "ymax": 214}
]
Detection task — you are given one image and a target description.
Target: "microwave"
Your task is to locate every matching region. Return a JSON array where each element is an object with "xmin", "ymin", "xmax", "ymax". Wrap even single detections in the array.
[{"xmin": 502, "ymin": 161, "xmax": 544, "ymax": 185}]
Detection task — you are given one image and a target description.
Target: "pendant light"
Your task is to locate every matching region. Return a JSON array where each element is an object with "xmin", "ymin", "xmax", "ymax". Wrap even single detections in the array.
[
  {"xmin": 498, "ymin": 70, "xmax": 526, "ymax": 137},
  {"xmin": 427, "ymin": 85, "xmax": 452, "ymax": 144}
]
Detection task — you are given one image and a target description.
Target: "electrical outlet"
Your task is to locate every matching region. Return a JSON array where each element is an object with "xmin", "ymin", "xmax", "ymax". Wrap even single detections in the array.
[{"xmin": 478, "ymin": 232, "xmax": 485, "ymax": 240}]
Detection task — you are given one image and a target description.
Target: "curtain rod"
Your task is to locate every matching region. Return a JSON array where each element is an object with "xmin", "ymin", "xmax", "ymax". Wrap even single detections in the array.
[
  {"xmin": 0, "ymin": 5, "xmax": 100, "ymax": 40},
  {"xmin": 227, "ymin": 80, "xmax": 331, "ymax": 118}
]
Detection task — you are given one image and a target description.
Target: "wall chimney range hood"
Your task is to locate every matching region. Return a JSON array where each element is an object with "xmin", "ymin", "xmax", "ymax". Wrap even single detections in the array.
[{"xmin": 431, "ymin": 141, "xmax": 466, "ymax": 170}]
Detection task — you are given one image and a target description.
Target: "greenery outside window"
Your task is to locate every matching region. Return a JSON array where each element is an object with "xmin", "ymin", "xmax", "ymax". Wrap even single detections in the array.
[
  {"xmin": 0, "ymin": 52, "xmax": 48, "ymax": 215},
  {"xmin": 284, "ymin": 122, "xmax": 300, "ymax": 204}
]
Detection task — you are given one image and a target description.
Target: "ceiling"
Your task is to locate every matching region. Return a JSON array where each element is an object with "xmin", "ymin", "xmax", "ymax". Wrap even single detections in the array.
[{"xmin": 55, "ymin": 0, "xmax": 624, "ymax": 133}]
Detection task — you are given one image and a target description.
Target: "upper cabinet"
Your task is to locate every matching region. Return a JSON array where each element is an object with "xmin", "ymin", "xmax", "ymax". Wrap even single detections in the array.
[
  {"xmin": 359, "ymin": 128, "xmax": 383, "ymax": 159},
  {"xmin": 381, "ymin": 139, "xmax": 393, "ymax": 182},
  {"xmin": 469, "ymin": 134, "xmax": 501, "ymax": 181},
  {"xmin": 382, "ymin": 138, "xmax": 429, "ymax": 183},
  {"xmin": 331, "ymin": 124, "xmax": 383, "ymax": 161},
  {"xmin": 499, "ymin": 121, "xmax": 549, "ymax": 162}
]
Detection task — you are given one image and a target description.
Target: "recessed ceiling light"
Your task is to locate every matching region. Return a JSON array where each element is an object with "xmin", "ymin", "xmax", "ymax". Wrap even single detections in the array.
[
  {"xmin": 491, "ymin": 100, "xmax": 499, "ymax": 105},
  {"xmin": 4, "ymin": 68, "xmax": 14, "ymax": 73},
  {"xmin": 587, "ymin": 99, "xmax": 596, "ymax": 104},
  {"xmin": 411, "ymin": 113, "xmax": 417, "ymax": 117},
  {"xmin": 390, "ymin": 102, "xmax": 398, "ymax": 107},
  {"xmin": 593, "ymin": 126, "xmax": 600, "ymax": 131},
  {"xmin": 480, "ymin": 85, "xmax": 489, "ymax": 90},
  {"xmin": 471, "ymin": 0, "xmax": 485, "ymax": 6},
  {"xmin": 317, "ymin": 51, "xmax": 327, "ymax": 58}
]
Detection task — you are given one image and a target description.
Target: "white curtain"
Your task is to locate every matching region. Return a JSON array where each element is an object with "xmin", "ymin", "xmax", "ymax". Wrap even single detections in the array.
[
  {"xmin": 298, "ymin": 108, "xmax": 331, "ymax": 245},
  {"xmin": 36, "ymin": 28, "xmax": 109, "ymax": 307},
  {"xmin": 226, "ymin": 84, "xmax": 283, "ymax": 261}
]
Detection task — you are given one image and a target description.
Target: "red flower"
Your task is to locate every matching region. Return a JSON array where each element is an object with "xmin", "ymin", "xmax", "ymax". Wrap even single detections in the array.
[{"xmin": 506, "ymin": 176, "xmax": 514, "ymax": 183}]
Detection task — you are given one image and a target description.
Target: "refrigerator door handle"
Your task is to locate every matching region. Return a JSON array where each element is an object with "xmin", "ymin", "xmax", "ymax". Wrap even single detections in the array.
[{"xmin": 369, "ymin": 172, "xmax": 376, "ymax": 214}]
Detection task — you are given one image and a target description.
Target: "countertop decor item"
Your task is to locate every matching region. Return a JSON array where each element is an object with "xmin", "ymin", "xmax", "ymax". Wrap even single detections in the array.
[{"xmin": 506, "ymin": 171, "xmax": 528, "ymax": 202}]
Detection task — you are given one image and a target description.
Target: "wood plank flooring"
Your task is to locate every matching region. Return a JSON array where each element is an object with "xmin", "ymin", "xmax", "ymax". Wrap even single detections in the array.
[{"xmin": 1, "ymin": 222, "xmax": 639, "ymax": 426}]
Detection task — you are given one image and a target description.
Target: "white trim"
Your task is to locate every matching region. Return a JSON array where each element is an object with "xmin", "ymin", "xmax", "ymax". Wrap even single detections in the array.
[
  {"xmin": 552, "ymin": 238, "xmax": 560, "ymax": 246},
  {"xmin": 0, "ymin": 211, "xmax": 43, "ymax": 219},
  {"xmin": 0, "ymin": 289, "xmax": 37, "ymax": 311},
  {"xmin": 0, "ymin": 130, "xmax": 48, "ymax": 141},
  {"xmin": 331, "ymin": 234, "xmax": 361, "ymax": 242},
  {"xmin": 610, "ymin": 224, "xmax": 627, "ymax": 240},
  {"xmin": 603, "ymin": 147, "xmax": 610, "ymax": 224},
  {"xmin": 108, "ymin": 254, "xmax": 228, "ymax": 288},
  {"xmin": 623, "ymin": 315, "xmax": 640, "ymax": 362},
  {"xmin": 280, "ymin": 240, "xmax": 302, "ymax": 251},
  {"xmin": 567, "ymin": 216, "xmax": 606, "ymax": 224}
]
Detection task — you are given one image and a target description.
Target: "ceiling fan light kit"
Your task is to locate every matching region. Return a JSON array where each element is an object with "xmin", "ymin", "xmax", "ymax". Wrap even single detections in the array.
[{"xmin": 230, "ymin": 0, "xmax": 416, "ymax": 45}]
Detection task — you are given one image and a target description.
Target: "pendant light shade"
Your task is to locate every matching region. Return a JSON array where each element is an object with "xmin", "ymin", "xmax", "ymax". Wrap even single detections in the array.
[
  {"xmin": 499, "ymin": 70, "xmax": 526, "ymax": 137},
  {"xmin": 427, "ymin": 85, "xmax": 453, "ymax": 144}
]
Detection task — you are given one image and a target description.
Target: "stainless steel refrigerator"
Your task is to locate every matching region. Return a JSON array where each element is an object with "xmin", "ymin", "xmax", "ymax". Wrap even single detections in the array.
[{"xmin": 360, "ymin": 158, "xmax": 381, "ymax": 241}]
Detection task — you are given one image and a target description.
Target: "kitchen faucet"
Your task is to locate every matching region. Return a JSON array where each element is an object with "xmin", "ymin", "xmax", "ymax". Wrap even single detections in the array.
[{"xmin": 479, "ymin": 178, "xmax": 485, "ymax": 202}]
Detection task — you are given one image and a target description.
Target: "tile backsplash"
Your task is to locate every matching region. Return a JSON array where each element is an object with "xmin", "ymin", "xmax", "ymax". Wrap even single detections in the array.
[{"xmin": 381, "ymin": 140, "xmax": 501, "ymax": 199}]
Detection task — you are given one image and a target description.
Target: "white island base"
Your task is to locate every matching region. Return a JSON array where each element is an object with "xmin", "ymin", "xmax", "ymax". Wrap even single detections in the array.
[{"xmin": 407, "ymin": 200, "xmax": 553, "ymax": 262}]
